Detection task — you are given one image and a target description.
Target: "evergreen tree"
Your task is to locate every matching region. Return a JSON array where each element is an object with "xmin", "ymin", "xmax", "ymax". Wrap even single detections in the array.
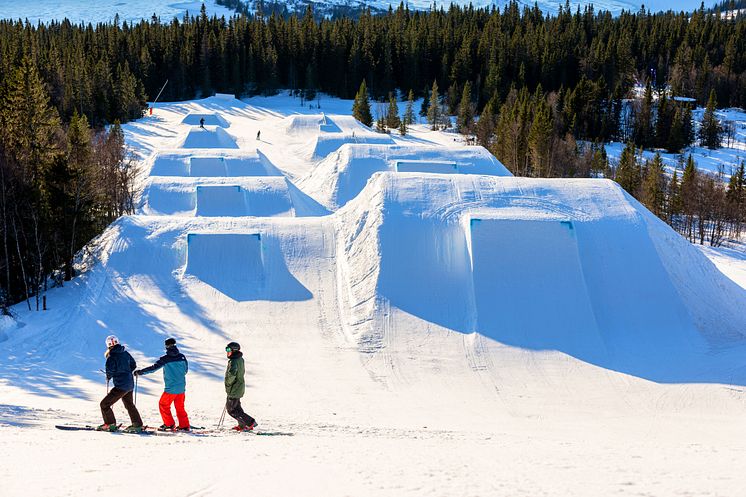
[
  {"xmin": 475, "ymin": 100, "xmax": 496, "ymax": 148},
  {"xmin": 457, "ymin": 82, "xmax": 475, "ymax": 134},
  {"xmin": 386, "ymin": 93, "xmax": 401, "ymax": 130},
  {"xmin": 668, "ymin": 169, "xmax": 682, "ymax": 222},
  {"xmin": 427, "ymin": 80, "xmax": 441, "ymax": 130},
  {"xmin": 419, "ymin": 87, "xmax": 429, "ymax": 118},
  {"xmin": 699, "ymin": 89, "xmax": 723, "ymax": 149},
  {"xmin": 642, "ymin": 153, "xmax": 667, "ymax": 218},
  {"xmin": 615, "ymin": 142, "xmax": 641, "ymax": 196},
  {"xmin": 403, "ymin": 90, "xmax": 416, "ymax": 126},
  {"xmin": 352, "ymin": 80, "xmax": 372, "ymax": 127},
  {"xmin": 527, "ymin": 97, "xmax": 553, "ymax": 176},
  {"xmin": 633, "ymin": 83, "xmax": 654, "ymax": 149},
  {"xmin": 680, "ymin": 155, "xmax": 699, "ymax": 240},
  {"xmin": 0, "ymin": 57, "xmax": 62, "ymax": 205}
]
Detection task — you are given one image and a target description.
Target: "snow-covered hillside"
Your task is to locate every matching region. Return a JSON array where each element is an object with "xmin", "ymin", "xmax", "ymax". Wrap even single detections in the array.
[
  {"xmin": 606, "ymin": 107, "xmax": 746, "ymax": 178},
  {"xmin": 0, "ymin": 0, "xmax": 234, "ymax": 25},
  {"xmin": 1, "ymin": 92, "xmax": 746, "ymax": 497},
  {"xmin": 0, "ymin": 0, "xmax": 722, "ymax": 24}
]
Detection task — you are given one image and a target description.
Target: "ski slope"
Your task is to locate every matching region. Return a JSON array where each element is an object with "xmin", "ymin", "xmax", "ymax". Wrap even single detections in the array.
[{"xmin": 1, "ymin": 93, "xmax": 746, "ymax": 497}]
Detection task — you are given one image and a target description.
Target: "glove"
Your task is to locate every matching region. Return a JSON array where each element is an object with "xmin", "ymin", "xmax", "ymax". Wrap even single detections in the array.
[{"xmin": 133, "ymin": 370, "xmax": 141, "ymax": 376}]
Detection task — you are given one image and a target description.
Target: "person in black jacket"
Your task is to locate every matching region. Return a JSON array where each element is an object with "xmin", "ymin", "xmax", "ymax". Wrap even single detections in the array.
[{"xmin": 99, "ymin": 335, "xmax": 143, "ymax": 433}]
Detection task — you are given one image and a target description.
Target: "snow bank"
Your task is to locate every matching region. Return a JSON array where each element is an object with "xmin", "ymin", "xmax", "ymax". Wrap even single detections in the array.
[
  {"xmin": 0, "ymin": 315, "xmax": 15, "ymax": 343},
  {"xmin": 303, "ymin": 144, "xmax": 512, "ymax": 210}
]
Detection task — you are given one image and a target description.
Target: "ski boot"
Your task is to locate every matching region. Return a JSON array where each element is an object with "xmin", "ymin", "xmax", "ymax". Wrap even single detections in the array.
[
  {"xmin": 123, "ymin": 425, "xmax": 143, "ymax": 433},
  {"xmin": 232, "ymin": 422, "xmax": 256, "ymax": 432},
  {"xmin": 158, "ymin": 424, "xmax": 175, "ymax": 432},
  {"xmin": 176, "ymin": 426, "xmax": 191, "ymax": 432},
  {"xmin": 96, "ymin": 423, "xmax": 118, "ymax": 432}
]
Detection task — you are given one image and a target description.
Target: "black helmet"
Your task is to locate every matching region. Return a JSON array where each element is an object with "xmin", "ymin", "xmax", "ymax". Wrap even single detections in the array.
[
  {"xmin": 226, "ymin": 342, "xmax": 241, "ymax": 352},
  {"xmin": 165, "ymin": 338, "xmax": 176, "ymax": 347}
]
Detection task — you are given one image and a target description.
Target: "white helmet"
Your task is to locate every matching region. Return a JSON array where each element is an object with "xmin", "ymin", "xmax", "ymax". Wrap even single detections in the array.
[{"xmin": 105, "ymin": 335, "xmax": 119, "ymax": 348}]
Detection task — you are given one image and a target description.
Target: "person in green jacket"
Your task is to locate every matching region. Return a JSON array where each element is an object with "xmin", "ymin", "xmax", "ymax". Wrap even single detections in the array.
[{"xmin": 224, "ymin": 342, "xmax": 256, "ymax": 431}]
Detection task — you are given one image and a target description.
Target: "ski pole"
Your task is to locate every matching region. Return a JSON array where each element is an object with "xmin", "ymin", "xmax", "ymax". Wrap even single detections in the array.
[
  {"xmin": 218, "ymin": 405, "xmax": 226, "ymax": 429},
  {"xmin": 134, "ymin": 375, "xmax": 138, "ymax": 406}
]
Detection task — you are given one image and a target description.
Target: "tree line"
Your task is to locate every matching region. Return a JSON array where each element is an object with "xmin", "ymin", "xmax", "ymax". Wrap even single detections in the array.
[
  {"xmin": 2, "ymin": 1, "xmax": 746, "ymax": 128},
  {"xmin": 0, "ymin": 58, "xmax": 136, "ymax": 312}
]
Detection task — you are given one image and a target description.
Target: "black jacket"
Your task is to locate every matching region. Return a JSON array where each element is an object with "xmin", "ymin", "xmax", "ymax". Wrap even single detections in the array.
[{"xmin": 105, "ymin": 344, "xmax": 137, "ymax": 391}]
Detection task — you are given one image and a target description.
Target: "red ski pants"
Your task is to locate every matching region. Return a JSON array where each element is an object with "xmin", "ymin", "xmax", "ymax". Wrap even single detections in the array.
[{"xmin": 159, "ymin": 392, "xmax": 190, "ymax": 428}]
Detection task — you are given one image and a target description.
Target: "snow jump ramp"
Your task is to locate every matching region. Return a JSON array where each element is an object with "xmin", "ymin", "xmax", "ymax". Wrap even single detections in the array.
[
  {"xmin": 179, "ymin": 127, "xmax": 239, "ymax": 149},
  {"xmin": 340, "ymin": 174, "xmax": 743, "ymax": 384},
  {"xmin": 181, "ymin": 113, "xmax": 230, "ymax": 127},
  {"xmin": 150, "ymin": 152, "xmax": 280, "ymax": 177},
  {"xmin": 185, "ymin": 233, "xmax": 264, "ymax": 301},
  {"xmin": 184, "ymin": 232, "xmax": 312, "ymax": 302},
  {"xmin": 195, "ymin": 186, "xmax": 248, "ymax": 217}
]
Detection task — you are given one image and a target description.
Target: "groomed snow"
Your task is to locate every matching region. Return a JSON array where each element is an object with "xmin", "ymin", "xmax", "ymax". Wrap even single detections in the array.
[{"xmin": 1, "ymin": 92, "xmax": 745, "ymax": 497}]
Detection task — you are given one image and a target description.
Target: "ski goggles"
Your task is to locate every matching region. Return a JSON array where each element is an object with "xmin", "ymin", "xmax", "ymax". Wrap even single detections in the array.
[{"xmin": 225, "ymin": 347, "xmax": 233, "ymax": 352}]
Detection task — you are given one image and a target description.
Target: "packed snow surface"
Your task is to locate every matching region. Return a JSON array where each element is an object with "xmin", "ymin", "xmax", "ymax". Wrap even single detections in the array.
[{"xmin": 1, "ymin": 92, "xmax": 746, "ymax": 497}]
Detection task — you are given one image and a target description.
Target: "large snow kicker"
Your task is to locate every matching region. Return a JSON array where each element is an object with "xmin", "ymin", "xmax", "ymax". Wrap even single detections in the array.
[
  {"xmin": 181, "ymin": 113, "xmax": 230, "ymax": 128},
  {"xmin": 302, "ymin": 143, "xmax": 512, "ymax": 209},
  {"xmin": 185, "ymin": 232, "xmax": 265, "ymax": 299},
  {"xmin": 179, "ymin": 127, "xmax": 239, "ymax": 149},
  {"xmin": 338, "ymin": 173, "xmax": 746, "ymax": 383}
]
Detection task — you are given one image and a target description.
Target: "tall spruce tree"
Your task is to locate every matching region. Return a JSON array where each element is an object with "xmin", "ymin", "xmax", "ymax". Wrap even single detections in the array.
[
  {"xmin": 427, "ymin": 80, "xmax": 441, "ymax": 130},
  {"xmin": 615, "ymin": 142, "xmax": 641, "ymax": 196},
  {"xmin": 352, "ymin": 80, "xmax": 372, "ymax": 127},
  {"xmin": 0, "ymin": 56, "xmax": 62, "ymax": 206},
  {"xmin": 699, "ymin": 89, "xmax": 723, "ymax": 149},
  {"xmin": 633, "ymin": 83, "xmax": 654, "ymax": 149},
  {"xmin": 642, "ymin": 153, "xmax": 667, "ymax": 218},
  {"xmin": 457, "ymin": 82, "xmax": 475, "ymax": 134},
  {"xmin": 386, "ymin": 93, "xmax": 401, "ymax": 130},
  {"xmin": 403, "ymin": 90, "xmax": 416, "ymax": 126},
  {"xmin": 475, "ymin": 100, "xmax": 496, "ymax": 148}
]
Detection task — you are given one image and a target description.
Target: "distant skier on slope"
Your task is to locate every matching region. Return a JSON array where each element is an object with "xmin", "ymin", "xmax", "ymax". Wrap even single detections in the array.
[
  {"xmin": 256, "ymin": 130, "xmax": 261, "ymax": 140},
  {"xmin": 99, "ymin": 335, "xmax": 143, "ymax": 433},
  {"xmin": 199, "ymin": 117, "xmax": 205, "ymax": 128},
  {"xmin": 224, "ymin": 342, "xmax": 256, "ymax": 431},
  {"xmin": 134, "ymin": 337, "xmax": 191, "ymax": 431}
]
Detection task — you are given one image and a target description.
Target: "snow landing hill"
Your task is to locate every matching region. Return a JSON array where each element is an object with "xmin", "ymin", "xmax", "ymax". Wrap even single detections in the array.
[{"xmin": 1, "ymin": 93, "xmax": 746, "ymax": 497}]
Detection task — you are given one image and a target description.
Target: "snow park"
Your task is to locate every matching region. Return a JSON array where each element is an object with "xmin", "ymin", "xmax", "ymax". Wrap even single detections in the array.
[
  {"xmin": 2, "ymin": 3, "xmax": 746, "ymax": 496},
  {"xmin": 0, "ymin": 90, "xmax": 744, "ymax": 497}
]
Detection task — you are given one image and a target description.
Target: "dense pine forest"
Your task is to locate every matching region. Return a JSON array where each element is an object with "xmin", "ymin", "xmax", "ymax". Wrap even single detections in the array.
[{"xmin": 0, "ymin": 2, "xmax": 745, "ymax": 310}]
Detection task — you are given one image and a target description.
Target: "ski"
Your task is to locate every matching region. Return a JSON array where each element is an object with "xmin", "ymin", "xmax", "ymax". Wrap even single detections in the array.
[{"xmin": 56, "ymin": 424, "xmax": 122, "ymax": 432}]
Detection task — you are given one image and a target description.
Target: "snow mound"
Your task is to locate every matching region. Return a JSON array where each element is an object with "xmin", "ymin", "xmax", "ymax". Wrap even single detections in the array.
[
  {"xmin": 284, "ymin": 114, "xmax": 395, "ymax": 160},
  {"xmin": 149, "ymin": 151, "xmax": 280, "ymax": 177},
  {"xmin": 179, "ymin": 127, "xmax": 239, "ymax": 149},
  {"xmin": 303, "ymin": 144, "xmax": 512, "ymax": 210},
  {"xmin": 337, "ymin": 173, "xmax": 746, "ymax": 382},
  {"xmin": 143, "ymin": 176, "xmax": 325, "ymax": 217},
  {"xmin": 181, "ymin": 113, "xmax": 230, "ymax": 128}
]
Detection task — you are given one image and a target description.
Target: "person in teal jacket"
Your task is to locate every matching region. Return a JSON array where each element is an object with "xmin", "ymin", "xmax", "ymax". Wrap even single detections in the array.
[
  {"xmin": 225, "ymin": 341, "xmax": 256, "ymax": 431},
  {"xmin": 135, "ymin": 338, "xmax": 191, "ymax": 431}
]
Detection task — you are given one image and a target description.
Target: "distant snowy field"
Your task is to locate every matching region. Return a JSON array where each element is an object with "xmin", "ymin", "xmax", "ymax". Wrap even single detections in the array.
[
  {"xmin": 0, "ymin": 0, "xmax": 234, "ymax": 25},
  {"xmin": 0, "ymin": 0, "xmax": 722, "ymax": 23},
  {"xmin": 1, "ymin": 92, "xmax": 745, "ymax": 497}
]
